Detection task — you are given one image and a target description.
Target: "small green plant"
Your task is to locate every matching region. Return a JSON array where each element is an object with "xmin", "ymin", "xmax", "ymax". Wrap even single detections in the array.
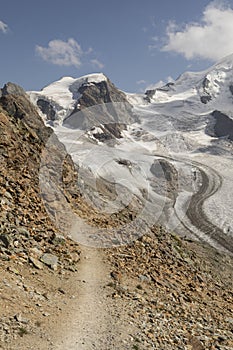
[
  {"xmin": 136, "ymin": 284, "xmax": 143, "ymax": 290},
  {"xmin": 132, "ymin": 344, "xmax": 139, "ymax": 350},
  {"xmin": 18, "ymin": 327, "xmax": 29, "ymax": 337},
  {"xmin": 35, "ymin": 320, "xmax": 42, "ymax": 327},
  {"xmin": 107, "ymin": 281, "xmax": 115, "ymax": 288}
]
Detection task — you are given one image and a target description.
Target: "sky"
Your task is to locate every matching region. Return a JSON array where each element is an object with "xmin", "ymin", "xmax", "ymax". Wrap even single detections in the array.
[{"xmin": 1, "ymin": 0, "xmax": 233, "ymax": 93}]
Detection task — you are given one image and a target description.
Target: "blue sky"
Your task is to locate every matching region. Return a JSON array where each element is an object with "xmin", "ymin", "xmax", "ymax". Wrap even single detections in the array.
[{"xmin": 1, "ymin": 0, "xmax": 233, "ymax": 92}]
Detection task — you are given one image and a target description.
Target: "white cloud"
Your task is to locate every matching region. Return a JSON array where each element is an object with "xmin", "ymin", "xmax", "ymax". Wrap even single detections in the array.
[
  {"xmin": 149, "ymin": 36, "xmax": 160, "ymax": 51},
  {"xmin": 36, "ymin": 38, "xmax": 83, "ymax": 67},
  {"xmin": 136, "ymin": 80, "xmax": 147, "ymax": 85},
  {"xmin": 36, "ymin": 38, "xmax": 105, "ymax": 69},
  {"xmin": 90, "ymin": 59, "xmax": 104, "ymax": 69},
  {"xmin": 162, "ymin": 2, "xmax": 233, "ymax": 61},
  {"xmin": 0, "ymin": 20, "xmax": 8, "ymax": 33}
]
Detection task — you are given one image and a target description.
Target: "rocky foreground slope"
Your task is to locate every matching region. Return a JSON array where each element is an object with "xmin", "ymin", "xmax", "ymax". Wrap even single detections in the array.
[
  {"xmin": 0, "ymin": 82, "xmax": 83, "ymax": 267},
  {"xmin": 108, "ymin": 229, "xmax": 233, "ymax": 349},
  {"xmin": 0, "ymin": 83, "xmax": 86, "ymax": 347},
  {"xmin": 0, "ymin": 82, "xmax": 232, "ymax": 349}
]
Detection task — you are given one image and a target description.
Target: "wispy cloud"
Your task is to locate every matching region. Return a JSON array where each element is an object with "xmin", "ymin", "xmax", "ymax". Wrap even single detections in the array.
[
  {"xmin": 0, "ymin": 20, "xmax": 8, "ymax": 33},
  {"xmin": 90, "ymin": 59, "xmax": 104, "ymax": 69},
  {"xmin": 136, "ymin": 80, "xmax": 147, "ymax": 85},
  {"xmin": 162, "ymin": 1, "xmax": 233, "ymax": 61}
]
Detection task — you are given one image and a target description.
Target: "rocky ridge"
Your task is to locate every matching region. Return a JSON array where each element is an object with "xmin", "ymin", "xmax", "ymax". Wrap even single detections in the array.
[
  {"xmin": 0, "ymin": 83, "xmax": 89, "ymax": 346},
  {"xmin": 0, "ymin": 82, "xmax": 82, "ymax": 270}
]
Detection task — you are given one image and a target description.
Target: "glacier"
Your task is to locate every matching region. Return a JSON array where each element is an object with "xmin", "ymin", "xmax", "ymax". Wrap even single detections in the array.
[{"xmin": 28, "ymin": 55, "xmax": 233, "ymax": 252}]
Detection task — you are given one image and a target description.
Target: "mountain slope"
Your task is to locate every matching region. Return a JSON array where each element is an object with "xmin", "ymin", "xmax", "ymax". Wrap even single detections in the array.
[
  {"xmin": 29, "ymin": 73, "xmax": 134, "ymax": 129},
  {"xmin": 0, "ymin": 82, "xmax": 82, "ymax": 265},
  {"xmin": 144, "ymin": 53, "xmax": 233, "ymax": 112}
]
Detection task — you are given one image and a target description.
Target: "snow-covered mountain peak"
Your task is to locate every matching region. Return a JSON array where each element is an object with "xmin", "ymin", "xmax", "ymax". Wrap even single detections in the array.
[
  {"xmin": 28, "ymin": 73, "xmax": 130, "ymax": 126},
  {"xmin": 171, "ymin": 53, "xmax": 233, "ymax": 91},
  {"xmin": 46, "ymin": 73, "xmax": 106, "ymax": 103},
  {"xmin": 28, "ymin": 73, "xmax": 109, "ymax": 124},
  {"xmin": 42, "ymin": 73, "xmax": 107, "ymax": 92},
  {"xmin": 30, "ymin": 73, "xmax": 108, "ymax": 109},
  {"xmin": 195, "ymin": 54, "xmax": 233, "ymax": 106},
  {"xmin": 144, "ymin": 54, "xmax": 233, "ymax": 107}
]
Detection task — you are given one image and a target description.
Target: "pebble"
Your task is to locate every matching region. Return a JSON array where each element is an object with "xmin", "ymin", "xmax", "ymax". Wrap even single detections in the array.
[{"xmin": 40, "ymin": 253, "xmax": 59, "ymax": 270}]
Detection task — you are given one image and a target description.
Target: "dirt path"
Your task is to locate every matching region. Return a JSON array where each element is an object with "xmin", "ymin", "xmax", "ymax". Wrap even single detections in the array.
[
  {"xmin": 53, "ymin": 246, "xmax": 132, "ymax": 350},
  {"xmin": 2, "ymin": 244, "xmax": 137, "ymax": 350}
]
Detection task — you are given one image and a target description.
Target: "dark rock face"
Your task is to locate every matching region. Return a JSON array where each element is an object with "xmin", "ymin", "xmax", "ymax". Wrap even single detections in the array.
[
  {"xmin": 116, "ymin": 158, "xmax": 132, "ymax": 167},
  {"xmin": 64, "ymin": 78, "xmax": 134, "ymax": 130},
  {"xmin": 210, "ymin": 110, "xmax": 233, "ymax": 141},
  {"xmin": 92, "ymin": 123, "xmax": 127, "ymax": 143},
  {"xmin": 202, "ymin": 77, "xmax": 210, "ymax": 90},
  {"xmin": 157, "ymin": 82, "xmax": 175, "ymax": 92},
  {"xmin": 229, "ymin": 85, "xmax": 233, "ymax": 95},
  {"xmin": 103, "ymin": 123, "xmax": 127, "ymax": 138},
  {"xmin": 29, "ymin": 76, "xmax": 136, "ymax": 129},
  {"xmin": 200, "ymin": 77, "xmax": 212, "ymax": 104},
  {"xmin": 77, "ymin": 79, "xmax": 129, "ymax": 108},
  {"xmin": 37, "ymin": 99, "xmax": 56, "ymax": 121},
  {"xmin": 144, "ymin": 89, "xmax": 156, "ymax": 102},
  {"xmin": 200, "ymin": 95, "xmax": 212, "ymax": 104}
]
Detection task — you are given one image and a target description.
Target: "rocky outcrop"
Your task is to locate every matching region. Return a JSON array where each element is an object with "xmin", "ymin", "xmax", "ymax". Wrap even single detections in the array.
[
  {"xmin": 1, "ymin": 82, "xmax": 26, "ymax": 97},
  {"xmin": 63, "ymin": 77, "xmax": 135, "ymax": 130},
  {"xmin": 144, "ymin": 89, "xmax": 156, "ymax": 102},
  {"xmin": 200, "ymin": 95, "xmax": 212, "ymax": 104},
  {"xmin": 206, "ymin": 110, "xmax": 233, "ymax": 141},
  {"xmin": 150, "ymin": 159, "xmax": 178, "ymax": 199},
  {"xmin": 229, "ymin": 84, "xmax": 233, "ymax": 95},
  {"xmin": 77, "ymin": 78, "xmax": 129, "ymax": 108},
  {"xmin": 90, "ymin": 123, "xmax": 127, "ymax": 144},
  {"xmin": 0, "ymin": 83, "xmax": 82, "ymax": 269},
  {"xmin": 200, "ymin": 77, "xmax": 212, "ymax": 104},
  {"xmin": 145, "ymin": 82, "xmax": 175, "ymax": 102},
  {"xmin": 37, "ymin": 99, "xmax": 56, "ymax": 121},
  {"xmin": 213, "ymin": 110, "xmax": 233, "ymax": 140}
]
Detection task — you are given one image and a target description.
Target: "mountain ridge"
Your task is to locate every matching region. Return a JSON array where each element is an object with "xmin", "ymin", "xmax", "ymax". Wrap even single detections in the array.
[
  {"xmin": 28, "ymin": 53, "xmax": 233, "ymax": 128},
  {"xmin": 28, "ymin": 73, "xmax": 133, "ymax": 127}
]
